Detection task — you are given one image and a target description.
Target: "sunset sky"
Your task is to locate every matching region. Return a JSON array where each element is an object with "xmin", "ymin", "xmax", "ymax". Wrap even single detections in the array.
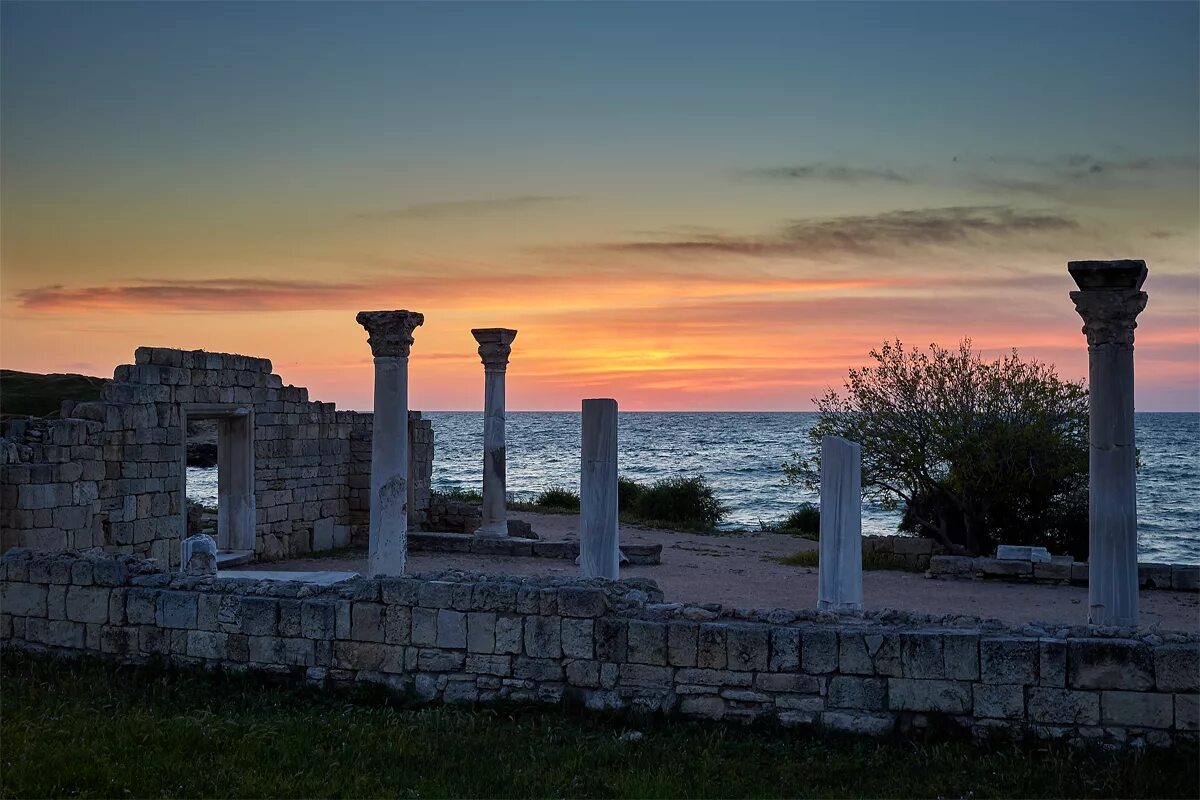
[{"xmin": 2, "ymin": 1, "xmax": 1197, "ymax": 411}]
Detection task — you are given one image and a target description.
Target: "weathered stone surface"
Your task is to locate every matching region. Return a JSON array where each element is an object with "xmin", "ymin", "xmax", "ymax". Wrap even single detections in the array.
[
  {"xmin": 821, "ymin": 711, "xmax": 895, "ymax": 736},
  {"xmin": 1028, "ymin": 688, "xmax": 1100, "ymax": 725},
  {"xmin": 828, "ymin": 676, "xmax": 887, "ymax": 710},
  {"xmin": 1154, "ymin": 643, "xmax": 1199, "ymax": 692},
  {"xmin": 980, "ymin": 637, "xmax": 1038, "ymax": 685},
  {"xmin": 1068, "ymin": 639, "xmax": 1153, "ymax": 690},
  {"xmin": 667, "ymin": 621, "xmax": 698, "ymax": 667},
  {"xmin": 888, "ymin": 679, "xmax": 971, "ymax": 713},
  {"xmin": 974, "ymin": 684, "xmax": 1024, "ymax": 720},
  {"xmin": 436, "ymin": 610, "xmax": 467, "ymax": 649},
  {"xmin": 726, "ymin": 624, "xmax": 769, "ymax": 671},
  {"xmin": 1101, "ymin": 691, "xmax": 1173, "ymax": 729},
  {"xmin": 524, "ymin": 615, "xmax": 562, "ymax": 659},
  {"xmin": 803, "ymin": 629, "xmax": 838, "ymax": 674},
  {"xmin": 65, "ymin": 586, "xmax": 109, "ymax": 624}
]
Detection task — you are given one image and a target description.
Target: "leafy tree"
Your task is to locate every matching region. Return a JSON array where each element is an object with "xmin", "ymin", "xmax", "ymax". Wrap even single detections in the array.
[{"xmin": 784, "ymin": 340, "xmax": 1090, "ymax": 558}]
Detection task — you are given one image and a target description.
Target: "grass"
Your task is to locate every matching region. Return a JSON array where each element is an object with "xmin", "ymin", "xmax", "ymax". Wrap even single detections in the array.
[
  {"xmin": 2, "ymin": 652, "xmax": 1195, "ymax": 799},
  {"xmin": 0, "ymin": 369, "xmax": 107, "ymax": 419},
  {"xmin": 764, "ymin": 503, "xmax": 822, "ymax": 539},
  {"xmin": 778, "ymin": 549, "xmax": 924, "ymax": 572}
]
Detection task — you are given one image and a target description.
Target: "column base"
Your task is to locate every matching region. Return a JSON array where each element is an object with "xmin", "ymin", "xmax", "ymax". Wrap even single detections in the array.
[
  {"xmin": 817, "ymin": 600, "xmax": 864, "ymax": 614},
  {"xmin": 474, "ymin": 521, "xmax": 509, "ymax": 538}
]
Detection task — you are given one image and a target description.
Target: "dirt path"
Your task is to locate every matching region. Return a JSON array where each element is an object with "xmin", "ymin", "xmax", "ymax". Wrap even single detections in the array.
[{"xmin": 241, "ymin": 510, "xmax": 1200, "ymax": 633}]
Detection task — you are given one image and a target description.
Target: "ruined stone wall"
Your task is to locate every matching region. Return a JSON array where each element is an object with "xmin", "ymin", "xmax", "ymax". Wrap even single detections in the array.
[
  {"xmin": 2, "ymin": 547, "xmax": 1195, "ymax": 750},
  {"xmin": 1, "ymin": 347, "xmax": 432, "ymax": 566}
]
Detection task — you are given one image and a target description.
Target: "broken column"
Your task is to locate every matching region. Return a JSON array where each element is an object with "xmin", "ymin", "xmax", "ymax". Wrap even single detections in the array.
[
  {"xmin": 579, "ymin": 398, "xmax": 619, "ymax": 579},
  {"xmin": 356, "ymin": 310, "xmax": 425, "ymax": 576},
  {"xmin": 1069, "ymin": 259, "xmax": 1148, "ymax": 627},
  {"xmin": 817, "ymin": 435, "xmax": 863, "ymax": 612},
  {"xmin": 471, "ymin": 328, "xmax": 517, "ymax": 537}
]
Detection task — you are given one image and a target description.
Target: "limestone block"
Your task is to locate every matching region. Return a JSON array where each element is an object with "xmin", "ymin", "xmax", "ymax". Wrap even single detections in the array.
[
  {"xmin": 1101, "ymin": 691, "xmax": 1174, "ymax": 729},
  {"xmin": 524, "ymin": 615, "xmax": 562, "ymax": 659},
  {"xmin": 565, "ymin": 660, "xmax": 600, "ymax": 687},
  {"xmin": 667, "ymin": 621, "xmax": 698, "ymax": 667},
  {"xmin": 900, "ymin": 632, "xmax": 944, "ymax": 678},
  {"xmin": 675, "ymin": 668, "xmax": 752, "ymax": 687},
  {"xmin": 594, "ymin": 617, "xmax": 627, "ymax": 662},
  {"xmin": 65, "ymin": 586, "xmax": 110, "ymax": 624},
  {"xmin": 927, "ymin": 555, "xmax": 975, "ymax": 576},
  {"xmin": 680, "ymin": 695, "xmax": 726, "ymax": 720},
  {"xmin": 887, "ymin": 679, "xmax": 971, "ymax": 714},
  {"xmin": 1, "ymin": 583, "xmax": 47, "ymax": 617},
  {"xmin": 558, "ymin": 587, "xmax": 606, "ymax": 617},
  {"xmin": 513, "ymin": 656, "xmax": 562, "ymax": 681},
  {"xmin": 26, "ymin": 618, "xmax": 85, "ymax": 649},
  {"xmin": 802, "ymin": 629, "xmax": 838, "ymax": 674},
  {"xmin": 1173, "ymin": 566, "xmax": 1200, "ymax": 592},
  {"xmin": 1068, "ymin": 639, "xmax": 1153, "ymax": 690},
  {"xmin": 980, "ymin": 637, "xmax": 1039, "ymax": 685},
  {"xmin": 1033, "ymin": 561, "xmax": 1073, "ymax": 582},
  {"xmin": 410, "ymin": 608, "xmax": 437, "ymax": 646},
  {"xmin": 1027, "ymin": 687, "xmax": 1100, "ymax": 725},
  {"xmin": 1137, "ymin": 563, "xmax": 1172, "ymax": 589},
  {"xmin": 1154, "ymin": 643, "xmax": 1199, "ymax": 692},
  {"xmin": 239, "ymin": 597, "xmax": 278, "ymax": 636},
  {"xmin": 942, "ymin": 632, "xmax": 979, "ymax": 681},
  {"xmin": 828, "ymin": 676, "xmax": 887, "ymax": 710},
  {"xmin": 156, "ymin": 591, "xmax": 197, "ymax": 629},
  {"xmin": 977, "ymin": 558, "xmax": 1032, "ymax": 577},
  {"xmin": 973, "ymin": 684, "xmax": 1025, "ymax": 719},
  {"xmin": 495, "ymin": 614, "xmax": 523, "ymax": 655},
  {"xmin": 627, "ymin": 620, "xmax": 667, "ymax": 666},
  {"xmin": 697, "ymin": 624, "xmax": 727, "ymax": 669},
  {"xmin": 381, "ymin": 577, "xmax": 422, "ymax": 606},
  {"xmin": 436, "ymin": 610, "xmax": 467, "ymax": 649},
  {"xmin": 1176, "ymin": 694, "xmax": 1199, "ymax": 731},
  {"xmin": 1039, "ymin": 639, "xmax": 1067, "ymax": 687},
  {"xmin": 561, "ymin": 618, "xmax": 593, "ymax": 659},
  {"xmin": 465, "ymin": 654, "xmax": 511, "ymax": 677},
  {"xmin": 466, "ymin": 612, "xmax": 497, "ymax": 654},
  {"xmin": 996, "ymin": 545, "xmax": 1051, "ymax": 562},
  {"xmin": 726, "ymin": 624, "xmax": 769, "ymax": 671},
  {"xmin": 622, "ymin": 664, "xmax": 673, "ymax": 689},
  {"xmin": 820, "ymin": 711, "xmax": 895, "ymax": 736},
  {"xmin": 382, "ymin": 605, "xmax": 411, "ymax": 645},
  {"xmin": 770, "ymin": 627, "xmax": 801, "ymax": 672},
  {"xmin": 301, "ymin": 601, "xmax": 336, "ymax": 640},
  {"xmin": 125, "ymin": 588, "xmax": 158, "ymax": 624}
]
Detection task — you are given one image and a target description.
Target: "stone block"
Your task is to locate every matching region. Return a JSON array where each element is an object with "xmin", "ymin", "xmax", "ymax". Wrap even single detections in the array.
[
  {"xmin": 973, "ymin": 684, "xmax": 1024, "ymax": 720},
  {"xmin": 980, "ymin": 637, "xmax": 1038, "ymax": 685},
  {"xmin": 1, "ymin": 583, "xmax": 47, "ymax": 617},
  {"xmin": 680, "ymin": 695, "xmax": 726, "ymax": 720},
  {"xmin": 802, "ymin": 629, "xmax": 838, "ymax": 674},
  {"xmin": 494, "ymin": 614, "xmax": 523, "ymax": 654},
  {"xmin": 900, "ymin": 632, "xmax": 944, "ymax": 678},
  {"xmin": 565, "ymin": 660, "xmax": 600, "ymax": 687},
  {"xmin": 628, "ymin": 620, "xmax": 667, "ymax": 665},
  {"xmin": 157, "ymin": 591, "xmax": 197, "ymax": 629},
  {"xmin": 65, "ymin": 586, "xmax": 110, "ymax": 624},
  {"xmin": 1068, "ymin": 639, "xmax": 1153, "ymax": 690},
  {"xmin": 411, "ymin": 608, "xmax": 438, "ymax": 646},
  {"xmin": 1027, "ymin": 687, "xmax": 1100, "ymax": 725},
  {"xmin": 820, "ymin": 711, "xmax": 895, "ymax": 736},
  {"xmin": 467, "ymin": 612, "xmax": 497, "ymax": 654},
  {"xmin": 927, "ymin": 555, "xmax": 974, "ymax": 576},
  {"xmin": 771, "ymin": 626, "xmax": 801, "ymax": 672},
  {"xmin": 697, "ymin": 623, "xmax": 727, "ymax": 669},
  {"xmin": 726, "ymin": 624, "xmax": 769, "ymax": 671},
  {"xmin": 126, "ymin": 588, "xmax": 157, "ymax": 625},
  {"xmin": 977, "ymin": 558, "xmax": 1032, "ymax": 578},
  {"xmin": 667, "ymin": 622, "xmax": 698, "ymax": 667},
  {"xmin": 622, "ymin": 664, "xmax": 673, "ymax": 688},
  {"xmin": 594, "ymin": 617, "xmax": 627, "ymax": 662},
  {"xmin": 558, "ymin": 587, "xmax": 606, "ymax": 617},
  {"xmin": 301, "ymin": 601, "xmax": 336, "ymax": 640},
  {"xmin": 383, "ymin": 606, "xmax": 411, "ymax": 645},
  {"xmin": 1176, "ymin": 694, "xmax": 1199, "ymax": 731},
  {"xmin": 1172, "ymin": 565, "xmax": 1200, "ymax": 592},
  {"xmin": 1101, "ymin": 691, "xmax": 1174, "ymax": 729},
  {"xmin": 838, "ymin": 632, "xmax": 874, "ymax": 675},
  {"xmin": 27, "ymin": 618, "xmax": 85, "ymax": 649},
  {"xmin": 436, "ymin": 610, "xmax": 467, "ymax": 649},
  {"xmin": 755, "ymin": 673, "xmax": 820, "ymax": 694},
  {"xmin": 561, "ymin": 618, "xmax": 594, "ymax": 659},
  {"xmin": 1039, "ymin": 639, "xmax": 1067, "ymax": 687},
  {"xmin": 524, "ymin": 615, "xmax": 562, "ymax": 658},
  {"xmin": 1155, "ymin": 643, "xmax": 1199, "ymax": 692},
  {"xmin": 943, "ymin": 632, "xmax": 979, "ymax": 681},
  {"xmin": 996, "ymin": 545, "xmax": 1051, "ymax": 562},
  {"xmin": 887, "ymin": 679, "xmax": 971, "ymax": 713},
  {"xmin": 513, "ymin": 656, "xmax": 562, "ymax": 682},
  {"xmin": 352, "ymin": 603, "xmax": 386, "ymax": 643},
  {"xmin": 1033, "ymin": 561, "xmax": 1072, "ymax": 582},
  {"xmin": 828, "ymin": 676, "xmax": 887, "ymax": 710},
  {"xmin": 240, "ymin": 597, "xmax": 278, "ymax": 636}
]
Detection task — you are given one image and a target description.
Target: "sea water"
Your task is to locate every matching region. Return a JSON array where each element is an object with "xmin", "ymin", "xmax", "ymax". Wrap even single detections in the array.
[{"xmin": 187, "ymin": 411, "xmax": 1199, "ymax": 563}]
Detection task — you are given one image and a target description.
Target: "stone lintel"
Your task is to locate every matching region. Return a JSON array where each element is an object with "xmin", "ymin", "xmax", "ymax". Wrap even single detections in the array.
[
  {"xmin": 472, "ymin": 328, "xmax": 518, "ymax": 370},
  {"xmin": 357, "ymin": 310, "xmax": 425, "ymax": 358}
]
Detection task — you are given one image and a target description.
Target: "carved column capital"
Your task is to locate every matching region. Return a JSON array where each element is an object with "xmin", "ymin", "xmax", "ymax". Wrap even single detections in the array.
[
  {"xmin": 472, "ymin": 328, "xmax": 518, "ymax": 371},
  {"xmin": 357, "ymin": 310, "xmax": 425, "ymax": 358},
  {"xmin": 1068, "ymin": 260, "xmax": 1148, "ymax": 348}
]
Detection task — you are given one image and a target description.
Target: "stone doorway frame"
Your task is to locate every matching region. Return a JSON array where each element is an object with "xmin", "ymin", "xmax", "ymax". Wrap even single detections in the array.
[{"xmin": 179, "ymin": 403, "xmax": 256, "ymax": 563}]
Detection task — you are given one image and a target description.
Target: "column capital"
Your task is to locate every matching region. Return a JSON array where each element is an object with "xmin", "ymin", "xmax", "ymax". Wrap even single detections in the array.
[
  {"xmin": 1068, "ymin": 261, "xmax": 1148, "ymax": 347},
  {"xmin": 471, "ymin": 328, "xmax": 518, "ymax": 370},
  {"xmin": 357, "ymin": 310, "xmax": 424, "ymax": 357}
]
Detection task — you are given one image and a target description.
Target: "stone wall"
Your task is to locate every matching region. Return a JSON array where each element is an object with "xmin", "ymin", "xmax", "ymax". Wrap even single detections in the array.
[
  {"xmin": 2, "ymin": 547, "xmax": 1195, "ymax": 750},
  {"xmin": 1, "ymin": 348, "xmax": 432, "ymax": 566},
  {"xmin": 929, "ymin": 555, "xmax": 1200, "ymax": 592}
]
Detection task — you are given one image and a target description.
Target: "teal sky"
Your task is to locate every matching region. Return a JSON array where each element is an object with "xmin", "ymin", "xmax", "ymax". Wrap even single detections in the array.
[{"xmin": 2, "ymin": 2, "xmax": 1197, "ymax": 410}]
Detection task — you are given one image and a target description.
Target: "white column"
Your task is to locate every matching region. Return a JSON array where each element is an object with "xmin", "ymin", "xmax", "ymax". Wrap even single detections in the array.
[
  {"xmin": 472, "ymin": 328, "xmax": 517, "ymax": 537},
  {"xmin": 817, "ymin": 435, "xmax": 863, "ymax": 612},
  {"xmin": 357, "ymin": 310, "xmax": 424, "ymax": 576},
  {"xmin": 580, "ymin": 398, "xmax": 619, "ymax": 579},
  {"xmin": 1070, "ymin": 260, "xmax": 1147, "ymax": 627}
]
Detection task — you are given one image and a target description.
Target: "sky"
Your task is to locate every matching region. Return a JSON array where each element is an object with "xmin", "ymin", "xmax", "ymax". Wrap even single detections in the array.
[{"xmin": 2, "ymin": 1, "xmax": 1197, "ymax": 412}]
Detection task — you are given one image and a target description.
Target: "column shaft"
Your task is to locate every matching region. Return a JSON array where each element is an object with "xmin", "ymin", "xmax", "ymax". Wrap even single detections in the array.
[
  {"xmin": 477, "ymin": 369, "xmax": 508, "ymax": 536},
  {"xmin": 580, "ymin": 398, "xmax": 619, "ymax": 579},
  {"xmin": 817, "ymin": 436, "xmax": 863, "ymax": 612},
  {"xmin": 369, "ymin": 355, "xmax": 409, "ymax": 575}
]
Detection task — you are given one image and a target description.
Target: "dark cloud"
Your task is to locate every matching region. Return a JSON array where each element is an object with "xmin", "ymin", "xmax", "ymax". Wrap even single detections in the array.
[
  {"xmin": 353, "ymin": 195, "xmax": 576, "ymax": 221},
  {"xmin": 15, "ymin": 278, "xmax": 378, "ymax": 313},
  {"xmin": 959, "ymin": 154, "xmax": 1199, "ymax": 201},
  {"xmin": 742, "ymin": 164, "xmax": 911, "ymax": 184},
  {"xmin": 606, "ymin": 205, "xmax": 1079, "ymax": 258}
]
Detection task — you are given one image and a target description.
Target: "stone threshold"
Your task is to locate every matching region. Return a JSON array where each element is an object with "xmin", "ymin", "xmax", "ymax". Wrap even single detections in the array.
[
  {"xmin": 216, "ymin": 550, "xmax": 254, "ymax": 568},
  {"xmin": 928, "ymin": 555, "xmax": 1199, "ymax": 592},
  {"xmin": 408, "ymin": 531, "xmax": 661, "ymax": 565}
]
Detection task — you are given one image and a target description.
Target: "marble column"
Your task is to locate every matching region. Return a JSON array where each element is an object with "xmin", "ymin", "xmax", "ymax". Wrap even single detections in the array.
[
  {"xmin": 1069, "ymin": 260, "xmax": 1147, "ymax": 627},
  {"xmin": 817, "ymin": 436, "xmax": 864, "ymax": 612},
  {"xmin": 471, "ymin": 328, "xmax": 517, "ymax": 537},
  {"xmin": 580, "ymin": 398, "xmax": 619, "ymax": 579},
  {"xmin": 356, "ymin": 310, "xmax": 425, "ymax": 576}
]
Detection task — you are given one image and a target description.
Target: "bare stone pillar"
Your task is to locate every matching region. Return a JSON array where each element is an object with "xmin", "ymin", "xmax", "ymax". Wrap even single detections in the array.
[
  {"xmin": 1069, "ymin": 260, "xmax": 1147, "ymax": 627},
  {"xmin": 471, "ymin": 328, "xmax": 517, "ymax": 537},
  {"xmin": 580, "ymin": 398, "xmax": 619, "ymax": 579},
  {"xmin": 817, "ymin": 436, "xmax": 863, "ymax": 612},
  {"xmin": 356, "ymin": 310, "xmax": 424, "ymax": 576}
]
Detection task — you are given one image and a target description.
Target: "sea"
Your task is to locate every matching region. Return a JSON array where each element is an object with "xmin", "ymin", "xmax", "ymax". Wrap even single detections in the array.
[{"xmin": 187, "ymin": 411, "xmax": 1199, "ymax": 564}]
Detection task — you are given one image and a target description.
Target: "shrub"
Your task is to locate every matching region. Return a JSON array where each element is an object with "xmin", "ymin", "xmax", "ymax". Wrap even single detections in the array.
[
  {"xmin": 629, "ymin": 475, "xmax": 726, "ymax": 529},
  {"xmin": 776, "ymin": 503, "xmax": 820, "ymax": 537},
  {"xmin": 784, "ymin": 339, "xmax": 1089, "ymax": 558},
  {"xmin": 617, "ymin": 476, "xmax": 646, "ymax": 513},
  {"xmin": 534, "ymin": 486, "xmax": 580, "ymax": 512},
  {"xmin": 438, "ymin": 487, "xmax": 482, "ymax": 504}
]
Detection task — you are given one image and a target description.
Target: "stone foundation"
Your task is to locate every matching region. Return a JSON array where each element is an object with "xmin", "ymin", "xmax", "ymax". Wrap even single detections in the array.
[
  {"xmin": 2, "ymin": 548, "xmax": 1195, "ymax": 750},
  {"xmin": 928, "ymin": 556, "xmax": 1200, "ymax": 593}
]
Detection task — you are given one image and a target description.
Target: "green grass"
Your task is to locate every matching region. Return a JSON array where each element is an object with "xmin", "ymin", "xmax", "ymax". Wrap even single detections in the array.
[
  {"xmin": 764, "ymin": 503, "xmax": 822, "ymax": 539},
  {"xmin": 1, "ymin": 652, "xmax": 1194, "ymax": 799},
  {"xmin": 778, "ymin": 549, "xmax": 924, "ymax": 572},
  {"xmin": 0, "ymin": 369, "xmax": 107, "ymax": 419}
]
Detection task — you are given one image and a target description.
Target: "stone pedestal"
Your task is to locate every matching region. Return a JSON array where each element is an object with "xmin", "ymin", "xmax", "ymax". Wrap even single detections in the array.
[
  {"xmin": 580, "ymin": 398, "xmax": 619, "ymax": 579},
  {"xmin": 817, "ymin": 436, "xmax": 863, "ymax": 612},
  {"xmin": 471, "ymin": 328, "xmax": 517, "ymax": 537},
  {"xmin": 1069, "ymin": 260, "xmax": 1147, "ymax": 627},
  {"xmin": 357, "ymin": 310, "xmax": 424, "ymax": 576}
]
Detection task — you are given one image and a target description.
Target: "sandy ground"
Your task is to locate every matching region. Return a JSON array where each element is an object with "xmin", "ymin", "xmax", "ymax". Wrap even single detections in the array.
[{"xmin": 239, "ymin": 510, "xmax": 1200, "ymax": 633}]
